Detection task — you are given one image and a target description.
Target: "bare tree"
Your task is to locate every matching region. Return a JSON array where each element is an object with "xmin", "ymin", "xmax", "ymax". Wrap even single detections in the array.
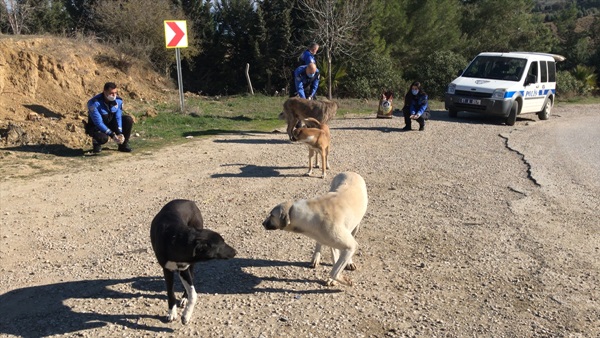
[
  {"xmin": 93, "ymin": 0, "xmax": 199, "ymax": 75},
  {"xmin": 298, "ymin": 0, "xmax": 369, "ymax": 99},
  {"xmin": 1, "ymin": 0, "xmax": 33, "ymax": 34}
]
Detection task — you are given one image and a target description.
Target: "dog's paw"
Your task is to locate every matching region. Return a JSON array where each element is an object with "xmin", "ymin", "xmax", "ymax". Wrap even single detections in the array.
[
  {"xmin": 181, "ymin": 306, "xmax": 194, "ymax": 325},
  {"xmin": 309, "ymin": 261, "xmax": 319, "ymax": 269},
  {"xmin": 181, "ymin": 295, "xmax": 197, "ymax": 325},
  {"xmin": 326, "ymin": 276, "xmax": 353, "ymax": 287},
  {"xmin": 181, "ymin": 314, "xmax": 191, "ymax": 325},
  {"xmin": 345, "ymin": 263, "xmax": 357, "ymax": 271},
  {"xmin": 304, "ymin": 171, "xmax": 312, "ymax": 177},
  {"xmin": 167, "ymin": 307, "xmax": 178, "ymax": 322},
  {"xmin": 339, "ymin": 276, "xmax": 354, "ymax": 287}
]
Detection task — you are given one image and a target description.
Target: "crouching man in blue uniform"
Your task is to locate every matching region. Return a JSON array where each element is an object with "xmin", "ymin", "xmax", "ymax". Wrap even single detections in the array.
[
  {"xmin": 86, "ymin": 82, "xmax": 134, "ymax": 153},
  {"xmin": 291, "ymin": 63, "xmax": 320, "ymax": 100}
]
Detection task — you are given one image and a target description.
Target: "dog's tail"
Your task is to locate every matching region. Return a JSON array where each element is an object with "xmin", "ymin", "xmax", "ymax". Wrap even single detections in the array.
[{"xmin": 303, "ymin": 117, "xmax": 322, "ymax": 128}]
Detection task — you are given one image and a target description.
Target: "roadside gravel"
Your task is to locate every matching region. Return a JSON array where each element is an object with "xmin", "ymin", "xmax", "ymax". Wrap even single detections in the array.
[{"xmin": 1, "ymin": 104, "xmax": 598, "ymax": 337}]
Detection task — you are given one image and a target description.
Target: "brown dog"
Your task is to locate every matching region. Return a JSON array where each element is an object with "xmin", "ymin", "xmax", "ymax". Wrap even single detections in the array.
[
  {"xmin": 292, "ymin": 117, "xmax": 331, "ymax": 178},
  {"xmin": 280, "ymin": 97, "xmax": 337, "ymax": 141}
]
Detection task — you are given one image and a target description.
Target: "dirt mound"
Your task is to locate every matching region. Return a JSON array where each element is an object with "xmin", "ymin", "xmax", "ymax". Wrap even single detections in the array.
[{"xmin": 0, "ymin": 35, "xmax": 175, "ymax": 149}]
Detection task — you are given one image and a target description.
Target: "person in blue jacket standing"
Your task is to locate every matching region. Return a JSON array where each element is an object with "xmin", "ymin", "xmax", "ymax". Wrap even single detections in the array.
[
  {"xmin": 299, "ymin": 42, "xmax": 319, "ymax": 66},
  {"xmin": 402, "ymin": 81, "xmax": 430, "ymax": 131},
  {"xmin": 292, "ymin": 63, "xmax": 320, "ymax": 100},
  {"xmin": 86, "ymin": 82, "xmax": 133, "ymax": 153}
]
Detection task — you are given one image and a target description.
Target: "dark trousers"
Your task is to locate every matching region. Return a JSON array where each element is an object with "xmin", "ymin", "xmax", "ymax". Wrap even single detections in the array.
[
  {"xmin": 87, "ymin": 115, "xmax": 134, "ymax": 145},
  {"xmin": 402, "ymin": 107, "xmax": 427, "ymax": 129}
]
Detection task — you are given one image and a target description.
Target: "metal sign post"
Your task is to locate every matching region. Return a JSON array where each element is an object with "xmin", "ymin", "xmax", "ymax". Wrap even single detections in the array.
[
  {"xmin": 164, "ymin": 20, "xmax": 188, "ymax": 113},
  {"xmin": 175, "ymin": 48, "xmax": 184, "ymax": 112}
]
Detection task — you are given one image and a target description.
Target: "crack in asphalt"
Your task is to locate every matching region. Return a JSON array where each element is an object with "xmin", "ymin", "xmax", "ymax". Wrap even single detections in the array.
[{"xmin": 499, "ymin": 133, "xmax": 541, "ymax": 187}]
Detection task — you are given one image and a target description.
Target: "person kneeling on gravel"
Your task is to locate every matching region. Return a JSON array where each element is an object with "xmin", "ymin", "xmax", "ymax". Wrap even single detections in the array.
[
  {"xmin": 402, "ymin": 81, "xmax": 430, "ymax": 131},
  {"xmin": 85, "ymin": 82, "xmax": 133, "ymax": 153}
]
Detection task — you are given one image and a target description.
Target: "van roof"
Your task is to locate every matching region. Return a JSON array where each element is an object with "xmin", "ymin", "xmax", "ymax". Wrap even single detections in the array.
[{"xmin": 478, "ymin": 52, "xmax": 566, "ymax": 62}]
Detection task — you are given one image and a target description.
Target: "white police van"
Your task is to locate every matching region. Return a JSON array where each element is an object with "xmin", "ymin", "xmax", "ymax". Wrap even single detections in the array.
[{"xmin": 445, "ymin": 52, "xmax": 566, "ymax": 125}]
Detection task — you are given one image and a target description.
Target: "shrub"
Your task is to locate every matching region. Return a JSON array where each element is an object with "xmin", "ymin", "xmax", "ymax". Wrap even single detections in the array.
[
  {"xmin": 572, "ymin": 65, "xmax": 598, "ymax": 95},
  {"xmin": 556, "ymin": 70, "xmax": 579, "ymax": 99},
  {"xmin": 406, "ymin": 51, "xmax": 468, "ymax": 100},
  {"xmin": 338, "ymin": 51, "xmax": 404, "ymax": 99}
]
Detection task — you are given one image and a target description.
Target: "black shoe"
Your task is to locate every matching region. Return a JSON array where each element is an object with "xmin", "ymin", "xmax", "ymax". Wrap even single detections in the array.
[
  {"xmin": 92, "ymin": 143, "xmax": 102, "ymax": 154},
  {"xmin": 419, "ymin": 125, "xmax": 425, "ymax": 131},
  {"xmin": 402, "ymin": 126, "xmax": 411, "ymax": 131},
  {"xmin": 118, "ymin": 142, "xmax": 132, "ymax": 152}
]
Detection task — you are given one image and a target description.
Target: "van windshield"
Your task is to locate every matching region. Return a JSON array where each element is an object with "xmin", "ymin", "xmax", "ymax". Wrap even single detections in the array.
[{"xmin": 462, "ymin": 56, "xmax": 527, "ymax": 81}]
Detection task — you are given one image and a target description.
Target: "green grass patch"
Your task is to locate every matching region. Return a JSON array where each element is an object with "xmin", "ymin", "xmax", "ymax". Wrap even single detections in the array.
[{"xmin": 129, "ymin": 94, "xmax": 377, "ymax": 151}]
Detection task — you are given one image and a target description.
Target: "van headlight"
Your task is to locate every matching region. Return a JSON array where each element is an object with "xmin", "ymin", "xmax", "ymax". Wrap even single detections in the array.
[
  {"xmin": 492, "ymin": 89, "xmax": 506, "ymax": 99},
  {"xmin": 447, "ymin": 84, "xmax": 456, "ymax": 94}
]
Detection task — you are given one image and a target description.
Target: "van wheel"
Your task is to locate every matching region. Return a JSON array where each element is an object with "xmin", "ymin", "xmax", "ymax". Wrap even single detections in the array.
[
  {"xmin": 506, "ymin": 101, "xmax": 518, "ymax": 126},
  {"xmin": 449, "ymin": 109, "xmax": 458, "ymax": 118},
  {"xmin": 537, "ymin": 98, "xmax": 552, "ymax": 120}
]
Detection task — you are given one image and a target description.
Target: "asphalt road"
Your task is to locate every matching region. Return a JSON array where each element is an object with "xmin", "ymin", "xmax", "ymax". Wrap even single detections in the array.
[{"xmin": 505, "ymin": 108, "xmax": 600, "ymax": 210}]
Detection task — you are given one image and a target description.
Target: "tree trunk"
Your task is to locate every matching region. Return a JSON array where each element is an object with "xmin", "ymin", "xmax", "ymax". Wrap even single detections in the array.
[{"xmin": 327, "ymin": 48, "xmax": 332, "ymax": 100}]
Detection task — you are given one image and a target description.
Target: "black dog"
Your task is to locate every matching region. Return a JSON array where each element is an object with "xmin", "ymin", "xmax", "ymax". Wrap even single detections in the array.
[{"xmin": 150, "ymin": 199, "xmax": 236, "ymax": 324}]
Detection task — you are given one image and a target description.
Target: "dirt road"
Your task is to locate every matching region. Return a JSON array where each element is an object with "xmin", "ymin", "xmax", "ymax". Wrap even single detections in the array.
[{"xmin": 1, "ymin": 104, "xmax": 598, "ymax": 337}]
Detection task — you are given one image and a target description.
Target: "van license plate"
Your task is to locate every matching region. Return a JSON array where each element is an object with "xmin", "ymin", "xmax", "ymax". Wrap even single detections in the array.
[{"xmin": 459, "ymin": 98, "xmax": 481, "ymax": 105}]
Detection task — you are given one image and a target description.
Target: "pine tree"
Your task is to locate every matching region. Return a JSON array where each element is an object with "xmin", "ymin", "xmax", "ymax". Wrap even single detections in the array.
[{"xmin": 260, "ymin": 0, "xmax": 293, "ymax": 93}]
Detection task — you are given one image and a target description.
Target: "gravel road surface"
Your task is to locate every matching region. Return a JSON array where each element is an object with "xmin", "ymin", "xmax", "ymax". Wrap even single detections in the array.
[{"xmin": 1, "ymin": 104, "xmax": 598, "ymax": 337}]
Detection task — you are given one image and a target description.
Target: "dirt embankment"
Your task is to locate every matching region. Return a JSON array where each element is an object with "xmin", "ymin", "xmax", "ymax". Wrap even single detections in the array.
[{"xmin": 0, "ymin": 35, "xmax": 174, "ymax": 149}]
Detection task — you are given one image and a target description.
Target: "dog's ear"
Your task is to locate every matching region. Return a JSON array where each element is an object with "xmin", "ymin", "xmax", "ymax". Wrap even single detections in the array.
[
  {"xmin": 279, "ymin": 202, "xmax": 293, "ymax": 227},
  {"xmin": 193, "ymin": 241, "xmax": 206, "ymax": 258}
]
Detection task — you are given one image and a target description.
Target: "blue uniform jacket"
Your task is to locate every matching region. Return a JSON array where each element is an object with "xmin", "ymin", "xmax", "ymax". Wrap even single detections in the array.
[
  {"xmin": 299, "ymin": 49, "xmax": 316, "ymax": 65},
  {"xmin": 87, "ymin": 93, "xmax": 123, "ymax": 135},
  {"xmin": 409, "ymin": 93, "xmax": 429, "ymax": 117},
  {"xmin": 294, "ymin": 65, "xmax": 320, "ymax": 99}
]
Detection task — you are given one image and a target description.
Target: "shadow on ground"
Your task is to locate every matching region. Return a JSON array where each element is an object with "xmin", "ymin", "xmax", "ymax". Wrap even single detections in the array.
[
  {"xmin": 3, "ymin": 144, "xmax": 85, "ymax": 157},
  {"xmin": 0, "ymin": 258, "xmax": 337, "ymax": 337},
  {"xmin": 182, "ymin": 130, "xmax": 279, "ymax": 138},
  {"xmin": 211, "ymin": 163, "xmax": 304, "ymax": 178},
  {"xmin": 333, "ymin": 110, "xmax": 536, "ymax": 132},
  {"xmin": 24, "ymin": 104, "xmax": 64, "ymax": 120},
  {"xmin": 0, "ymin": 277, "xmax": 170, "ymax": 338}
]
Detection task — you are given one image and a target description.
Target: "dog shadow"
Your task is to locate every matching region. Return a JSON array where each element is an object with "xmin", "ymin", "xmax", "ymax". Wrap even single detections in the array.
[
  {"xmin": 211, "ymin": 164, "xmax": 304, "ymax": 178},
  {"xmin": 194, "ymin": 258, "xmax": 342, "ymax": 295},
  {"xmin": 0, "ymin": 277, "xmax": 172, "ymax": 338},
  {"xmin": 0, "ymin": 258, "xmax": 339, "ymax": 337}
]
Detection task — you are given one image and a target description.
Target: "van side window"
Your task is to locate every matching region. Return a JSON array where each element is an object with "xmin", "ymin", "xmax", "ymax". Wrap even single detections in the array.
[
  {"xmin": 527, "ymin": 61, "xmax": 538, "ymax": 83},
  {"xmin": 548, "ymin": 61, "xmax": 556, "ymax": 82},
  {"xmin": 540, "ymin": 61, "xmax": 548, "ymax": 82}
]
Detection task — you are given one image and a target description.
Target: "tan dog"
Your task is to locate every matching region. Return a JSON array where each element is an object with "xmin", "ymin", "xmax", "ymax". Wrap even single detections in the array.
[
  {"xmin": 292, "ymin": 117, "xmax": 330, "ymax": 178},
  {"xmin": 280, "ymin": 97, "xmax": 337, "ymax": 141},
  {"xmin": 262, "ymin": 172, "xmax": 368, "ymax": 286}
]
